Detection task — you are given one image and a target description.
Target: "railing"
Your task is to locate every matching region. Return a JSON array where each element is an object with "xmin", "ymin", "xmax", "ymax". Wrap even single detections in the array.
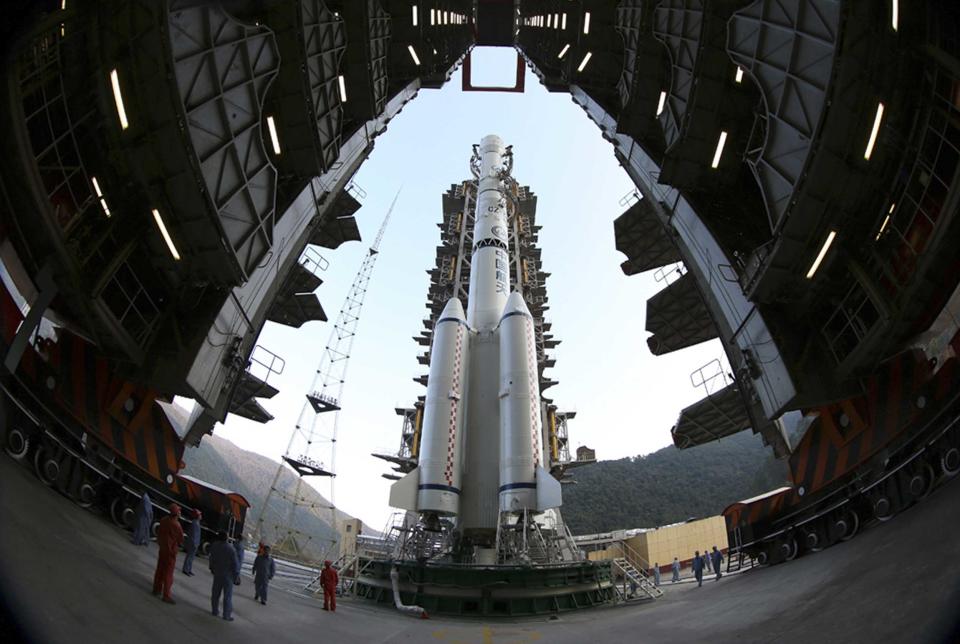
[
  {"xmin": 690, "ymin": 357, "xmax": 733, "ymax": 397},
  {"xmin": 247, "ymin": 344, "xmax": 286, "ymax": 385},
  {"xmin": 346, "ymin": 180, "xmax": 367, "ymax": 201},
  {"xmin": 619, "ymin": 188, "xmax": 640, "ymax": 208},
  {"xmin": 300, "ymin": 246, "xmax": 329, "ymax": 276},
  {"xmin": 653, "ymin": 261, "xmax": 685, "ymax": 286}
]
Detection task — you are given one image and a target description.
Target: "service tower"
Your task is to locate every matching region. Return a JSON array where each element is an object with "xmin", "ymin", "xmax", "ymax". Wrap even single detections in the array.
[{"xmin": 359, "ymin": 137, "xmax": 614, "ymax": 616}]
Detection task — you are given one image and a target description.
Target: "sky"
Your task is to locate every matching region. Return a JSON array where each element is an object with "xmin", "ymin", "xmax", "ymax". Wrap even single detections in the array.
[{"xmin": 207, "ymin": 48, "xmax": 728, "ymax": 532}]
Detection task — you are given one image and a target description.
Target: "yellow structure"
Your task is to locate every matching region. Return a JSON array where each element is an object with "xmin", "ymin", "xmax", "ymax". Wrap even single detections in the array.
[
  {"xmin": 338, "ymin": 518, "xmax": 362, "ymax": 558},
  {"xmin": 585, "ymin": 516, "xmax": 728, "ymax": 571}
]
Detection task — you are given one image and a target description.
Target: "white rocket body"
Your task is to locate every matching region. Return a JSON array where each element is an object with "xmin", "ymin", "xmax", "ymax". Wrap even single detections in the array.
[
  {"xmin": 498, "ymin": 292, "xmax": 541, "ymax": 511},
  {"xmin": 414, "ymin": 298, "xmax": 470, "ymax": 515},
  {"xmin": 390, "ymin": 135, "xmax": 560, "ymax": 524}
]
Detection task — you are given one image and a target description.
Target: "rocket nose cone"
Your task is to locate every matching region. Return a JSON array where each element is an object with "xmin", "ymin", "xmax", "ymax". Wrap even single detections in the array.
[
  {"xmin": 500, "ymin": 291, "xmax": 531, "ymax": 318},
  {"xmin": 480, "ymin": 134, "xmax": 504, "ymax": 151},
  {"xmin": 440, "ymin": 298, "xmax": 466, "ymax": 321}
]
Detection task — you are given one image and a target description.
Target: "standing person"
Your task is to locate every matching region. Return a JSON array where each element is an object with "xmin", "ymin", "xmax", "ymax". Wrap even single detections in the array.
[
  {"xmin": 152, "ymin": 504, "xmax": 184, "ymax": 604},
  {"xmin": 233, "ymin": 536, "xmax": 245, "ymax": 585},
  {"xmin": 671, "ymin": 557, "xmax": 681, "ymax": 583},
  {"xmin": 253, "ymin": 546, "xmax": 276, "ymax": 605},
  {"xmin": 182, "ymin": 510, "xmax": 201, "ymax": 576},
  {"xmin": 692, "ymin": 550, "xmax": 704, "ymax": 587},
  {"xmin": 320, "ymin": 560, "xmax": 338, "ymax": 612},
  {"xmin": 711, "ymin": 546, "xmax": 723, "ymax": 580},
  {"xmin": 209, "ymin": 531, "xmax": 240, "ymax": 621},
  {"xmin": 652, "ymin": 562, "xmax": 661, "ymax": 587},
  {"xmin": 131, "ymin": 492, "xmax": 153, "ymax": 546}
]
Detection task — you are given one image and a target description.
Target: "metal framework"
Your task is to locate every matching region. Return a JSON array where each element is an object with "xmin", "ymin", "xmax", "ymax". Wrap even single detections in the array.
[{"xmin": 254, "ymin": 190, "xmax": 399, "ymax": 562}]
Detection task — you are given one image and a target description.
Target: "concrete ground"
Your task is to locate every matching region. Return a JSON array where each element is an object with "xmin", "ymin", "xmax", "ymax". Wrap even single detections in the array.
[{"xmin": 1, "ymin": 453, "xmax": 958, "ymax": 644}]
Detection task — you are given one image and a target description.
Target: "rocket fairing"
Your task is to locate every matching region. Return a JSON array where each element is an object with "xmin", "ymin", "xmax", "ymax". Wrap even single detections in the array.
[{"xmin": 390, "ymin": 135, "xmax": 561, "ymax": 521}]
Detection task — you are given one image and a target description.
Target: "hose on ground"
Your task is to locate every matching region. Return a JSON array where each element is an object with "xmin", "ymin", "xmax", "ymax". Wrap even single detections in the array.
[{"xmin": 390, "ymin": 567, "xmax": 428, "ymax": 619}]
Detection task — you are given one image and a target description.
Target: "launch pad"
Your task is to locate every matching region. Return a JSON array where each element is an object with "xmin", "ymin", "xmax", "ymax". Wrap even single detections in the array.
[{"xmin": 353, "ymin": 560, "xmax": 615, "ymax": 617}]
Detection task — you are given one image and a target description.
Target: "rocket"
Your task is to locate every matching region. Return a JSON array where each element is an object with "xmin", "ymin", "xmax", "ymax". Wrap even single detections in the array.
[{"xmin": 389, "ymin": 135, "xmax": 561, "ymax": 524}]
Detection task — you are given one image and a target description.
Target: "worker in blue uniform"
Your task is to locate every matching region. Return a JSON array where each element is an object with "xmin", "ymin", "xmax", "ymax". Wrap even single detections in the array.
[
  {"xmin": 693, "ymin": 551, "xmax": 704, "ymax": 587},
  {"xmin": 652, "ymin": 562, "xmax": 661, "ymax": 586},
  {"xmin": 182, "ymin": 509, "xmax": 202, "ymax": 575},
  {"xmin": 711, "ymin": 546, "xmax": 723, "ymax": 580},
  {"xmin": 253, "ymin": 545, "xmax": 277, "ymax": 605},
  {"xmin": 671, "ymin": 557, "xmax": 681, "ymax": 583},
  {"xmin": 233, "ymin": 536, "xmax": 245, "ymax": 585},
  {"xmin": 131, "ymin": 492, "xmax": 153, "ymax": 546},
  {"xmin": 209, "ymin": 531, "xmax": 240, "ymax": 621}
]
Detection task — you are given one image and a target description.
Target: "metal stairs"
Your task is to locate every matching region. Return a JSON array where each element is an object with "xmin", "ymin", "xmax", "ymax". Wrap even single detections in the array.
[{"xmin": 612, "ymin": 557, "xmax": 663, "ymax": 601}]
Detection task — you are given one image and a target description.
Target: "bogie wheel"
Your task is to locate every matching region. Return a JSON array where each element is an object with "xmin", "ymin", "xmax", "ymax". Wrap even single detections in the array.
[
  {"xmin": 873, "ymin": 491, "xmax": 897, "ymax": 522},
  {"xmin": 33, "ymin": 445, "xmax": 61, "ymax": 486},
  {"xmin": 110, "ymin": 497, "xmax": 135, "ymax": 528},
  {"xmin": 941, "ymin": 447, "xmax": 960, "ymax": 478},
  {"xmin": 755, "ymin": 547, "xmax": 770, "ymax": 566},
  {"xmin": 839, "ymin": 509, "xmax": 860, "ymax": 542},
  {"xmin": 5, "ymin": 428, "xmax": 31, "ymax": 461},
  {"xmin": 151, "ymin": 521, "xmax": 160, "ymax": 539},
  {"xmin": 803, "ymin": 523, "xmax": 826, "ymax": 553},
  {"xmin": 907, "ymin": 463, "xmax": 936, "ymax": 499},
  {"xmin": 76, "ymin": 481, "xmax": 97, "ymax": 509},
  {"xmin": 780, "ymin": 536, "xmax": 799, "ymax": 562}
]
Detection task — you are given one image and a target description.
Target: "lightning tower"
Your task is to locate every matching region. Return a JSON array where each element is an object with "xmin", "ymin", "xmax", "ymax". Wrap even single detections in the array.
[{"xmin": 254, "ymin": 191, "xmax": 399, "ymax": 562}]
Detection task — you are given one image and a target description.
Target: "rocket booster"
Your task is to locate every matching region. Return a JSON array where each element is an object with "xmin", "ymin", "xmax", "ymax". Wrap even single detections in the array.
[{"xmin": 390, "ymin": 135, "xmax": 561, "ymax": 521}]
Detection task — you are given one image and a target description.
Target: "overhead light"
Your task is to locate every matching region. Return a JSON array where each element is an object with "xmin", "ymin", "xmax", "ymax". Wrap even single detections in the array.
[
  {"xmin": 266, "ymin": 116, "xmax": 281, "ymax": 155},
  {"xmin": 554, "ymin": 13, "xmax": 559, "ymax": 29},
  {"xmin": 430, "ymin": 8, "xmax": 435, "ymax": 25},
  {"xmin": 152, "ymin": 209, "xmax": 181, "ymax": 261},
  {"xmin": 875, "ymin": 203, "xmax": 896, "ymax": 240},
  {"xmin": 656, "ymin": 91, "xmax": 667, "ymax": 116},
  {"xmin": 806, "ymin": 230, "xmax": 837, "ymax": 279},
  {"xmin": 711, "ymin": 131, "xmax": 728, "ymax": 168},
  {"xmin": 562, "ymin": 13, "xmax": 567, "ymax": 30},
  {"xmin": 547, "ymin": 14, "xmax": 552, "ymax": 28},
  {"xmin": 408, "ymin": 45, "xmax": 421, "ymax": 66},
  {"xmin": 412, "ymin": 5, "xmax": 417, "ymax": 26},
  {"xmin": 337, "ymin": 75, "xmax": 347, "ymax": 102},
  {"xmin": 891, "ymin": 0, "xmax": 899, "ymax": 31},
  {"xmin": 875, "ymin": 215, "xmax": 891, "ymax": 240},
  {"xmin": 583, "ymin": 12, "xmax": 591, "ymax": 35},
  {"xmin": 91, "ymin": 177, "xmax": 111, "ymax": 217},
  {"xmin": 558, "ymin": 44, "xmax": 570, "ymax": 59},
  {"xmin": 109, "ymin": 69, "xmax": 129, "ymax": 130},
  {"xmin": 61, "ymin": 0, "xmax": 66, "ymax": 9},
  {"xmin": 432, "ymin": 48, "xmax": 437, "ymax": 55},
  {"xmin": 444, "ymin": 10, "xmax": 448, "ymax": 25},
  {"xmin": 864, "ymin": 102, "xmax": 884, "ymax": 160},
  {"xmin": 577, "ymin": 52, "xmax": 592, "ymax": 72},
  {"xmin": 735, "ymin": 67, "xmax": 744, "ymax": 83}
]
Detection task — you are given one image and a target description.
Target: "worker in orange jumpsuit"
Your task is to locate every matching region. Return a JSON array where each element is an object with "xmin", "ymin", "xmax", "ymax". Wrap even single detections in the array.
[
  {"xmin": 319, "ymin": 560, "xmax": 338, "ymax": 612},
  {"xmin": 152, "ymin": 503, "xmax": 185, "ymax": 604}
]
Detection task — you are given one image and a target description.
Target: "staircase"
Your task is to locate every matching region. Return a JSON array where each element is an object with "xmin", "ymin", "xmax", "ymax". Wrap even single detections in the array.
[
  {"xmin": 612, "ymin": 557, "xmax": 663, "ymax": 601},
  {"xmin": 609, "ymin": 539, "xmax": 663, "ymax": 602},
  {"xmin": 725, "ymin": 528, "xmax": 755, "ymax": 573}
]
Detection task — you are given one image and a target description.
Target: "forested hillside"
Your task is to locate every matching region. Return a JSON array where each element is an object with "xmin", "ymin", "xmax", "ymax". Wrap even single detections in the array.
[
  {"xmin": 181, "ymin": 433, "xmax": 369, "ymax": 561},
  {"xmin": 562, "ymin": 432, "xmax": 790, "ymax": 534}
]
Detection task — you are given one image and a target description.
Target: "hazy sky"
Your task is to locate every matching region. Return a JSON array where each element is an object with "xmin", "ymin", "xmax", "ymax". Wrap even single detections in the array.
[{"xmin": 207, "ymin": 48, "xmax": 727, "ymax": 531}]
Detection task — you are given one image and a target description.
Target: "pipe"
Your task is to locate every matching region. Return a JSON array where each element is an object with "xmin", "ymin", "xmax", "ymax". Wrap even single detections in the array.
[{"xmin": 390, "ymin": 567, "xmax": 428, "ymax": 619}]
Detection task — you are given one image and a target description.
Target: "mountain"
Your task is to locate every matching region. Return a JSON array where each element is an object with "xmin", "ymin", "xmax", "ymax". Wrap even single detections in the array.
[
  {"xmin": 561, "ymin": 431, "xmax": 791, "ymax": 534},
  {"xmin": 180, "ymin": 432, "xmax": 368, "ymax": 562}
]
